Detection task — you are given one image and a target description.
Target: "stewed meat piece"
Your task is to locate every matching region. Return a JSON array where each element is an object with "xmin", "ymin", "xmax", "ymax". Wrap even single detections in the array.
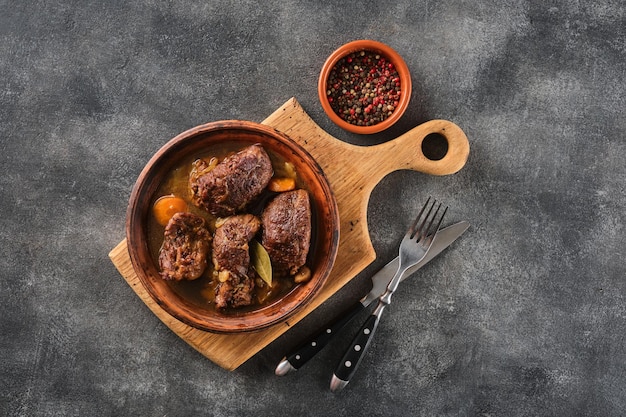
[
  {"xmin": 190, "ymin": 144, "xmax": 273, "ymax": 217},
  {"xmin": 261, "ymin": 189, "xmax": 311, "ymax": 275},
  {"xmin": 212, "ymin": 214, "xmax": 261, "ymax": 309},
  {"xmin": 158, "ymin": 212, "xmax": 212, "ymax": 281},
  {"xmin": 212, "ymin": 214, "xmax": 261, "ymax": 278}
]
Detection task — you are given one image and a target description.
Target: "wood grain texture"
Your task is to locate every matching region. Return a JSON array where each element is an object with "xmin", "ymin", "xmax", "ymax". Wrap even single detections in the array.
[{"xmin": 108, "ymin": 97, "xmax": 469, "ymax": 370}]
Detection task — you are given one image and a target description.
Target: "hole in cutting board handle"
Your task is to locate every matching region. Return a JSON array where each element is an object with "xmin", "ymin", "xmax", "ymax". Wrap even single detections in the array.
[{"xmin": 421, "ymin": 133, "xmax": 449, "ymax": 161}]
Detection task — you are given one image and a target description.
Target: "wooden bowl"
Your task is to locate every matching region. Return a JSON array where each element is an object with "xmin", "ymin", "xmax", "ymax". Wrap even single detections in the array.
[
  {"xmin": 126, "ymin": 121, "xmax": 340, "ymax": 333},
  {"xmin": 318, "ymin": 40, "xmax": 412, "ymax": 134}
]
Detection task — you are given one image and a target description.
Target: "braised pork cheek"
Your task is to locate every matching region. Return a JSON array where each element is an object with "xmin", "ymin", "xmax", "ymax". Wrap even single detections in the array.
[
  {"xmin": 261, "ymin": 189, "xmax": 311, "ymax": 275},
  {"xmin": 212, "ymin": 214, "xmax": 261, "ymax": 309},
  {"xmin": 190, "ymin": 144, "xmax": 273, "ymax": 217},
  {"xmin": 158, "ymin": 212, "xmax": 212, "ymax": 281}
]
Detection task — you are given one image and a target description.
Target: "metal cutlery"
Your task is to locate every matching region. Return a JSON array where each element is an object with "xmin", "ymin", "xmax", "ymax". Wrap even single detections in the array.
[{"xmin": 330, "ymin": 198, "xmax": 447, "ymax": 392}]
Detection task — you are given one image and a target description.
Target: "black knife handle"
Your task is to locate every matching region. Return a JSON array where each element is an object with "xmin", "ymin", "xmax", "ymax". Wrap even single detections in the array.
[
  {"xmin": 275, "ymin": 302, "xmax": 365, "ymax": 375},
  {"xmin": 330, "ymin": 306, "xmax": 384, "ymax": 392}
]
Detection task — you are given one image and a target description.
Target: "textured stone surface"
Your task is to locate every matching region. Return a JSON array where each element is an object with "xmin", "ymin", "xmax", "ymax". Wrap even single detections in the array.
[{"xmin": 2, "ymin": 1, "xmax": 625, "ymax": 416}]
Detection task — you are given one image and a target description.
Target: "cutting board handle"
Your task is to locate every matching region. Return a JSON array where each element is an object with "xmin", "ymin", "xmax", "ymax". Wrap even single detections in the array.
[
  {"xmin": 263, "ymin": 97, "xmax": 470, "ymax": 212},
  {"xmin": 362, "ymin": 119, "xmax": 470, "ymax": 185}
]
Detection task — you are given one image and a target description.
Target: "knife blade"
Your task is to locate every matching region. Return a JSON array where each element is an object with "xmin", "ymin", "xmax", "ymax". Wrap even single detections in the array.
[{"xmin": 275, "ymin": 220, "xmax": 469, "ymax": 376}]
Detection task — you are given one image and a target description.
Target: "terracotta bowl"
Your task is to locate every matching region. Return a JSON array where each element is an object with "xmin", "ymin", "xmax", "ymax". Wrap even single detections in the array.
[
  {"xmin": 318, "ymin": 40, "xmax": 412, "ymax": 134},
  {"xmin": 126, "ymin": 121, "xmax": 340, "ymax": 333}
]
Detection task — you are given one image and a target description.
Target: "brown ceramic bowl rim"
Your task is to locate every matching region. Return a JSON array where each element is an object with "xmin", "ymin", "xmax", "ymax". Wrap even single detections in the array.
[
  {"xmin": 318, "ymin": 39, "xmax": 412, "ymax": 134},
  {"xmin": 126, "ymin": 120, "xmax": 340, "ymax": 333}
]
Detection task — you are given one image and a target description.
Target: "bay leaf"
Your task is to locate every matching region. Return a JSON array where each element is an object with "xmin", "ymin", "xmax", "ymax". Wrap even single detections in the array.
[{"xmin": 251, "ymin": 240, "xmax": 272, "ymax": 287}]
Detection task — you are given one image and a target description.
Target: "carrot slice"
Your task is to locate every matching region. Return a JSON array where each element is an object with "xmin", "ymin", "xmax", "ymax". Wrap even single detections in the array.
[
  {"xmin": 153, "ymin": 195, "xmax": 188, "ymax": 226},
  {"xmin": 268, "ymin": 177, "xmax": 296, "ymax": 192}
]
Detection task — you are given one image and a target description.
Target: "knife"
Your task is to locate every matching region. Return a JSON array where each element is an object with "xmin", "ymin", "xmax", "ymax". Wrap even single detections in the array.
[{"xmin": 275, "ymin": 220, "xmax": 469, "ymax": 376}]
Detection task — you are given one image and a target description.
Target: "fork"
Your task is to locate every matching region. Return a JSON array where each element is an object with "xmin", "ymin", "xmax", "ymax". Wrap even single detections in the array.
[{"xmin": 330, "ymin": 197, "xmax": 447, "ymax": 392}]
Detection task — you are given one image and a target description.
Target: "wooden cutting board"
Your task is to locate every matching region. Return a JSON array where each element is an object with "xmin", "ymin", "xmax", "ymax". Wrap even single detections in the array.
[{"xmin": 108, "ymin": 97, "xmax": 469, "ymax": 370}]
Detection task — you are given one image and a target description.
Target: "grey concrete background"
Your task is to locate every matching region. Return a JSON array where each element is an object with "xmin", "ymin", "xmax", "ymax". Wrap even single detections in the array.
[{"xmin": 2, "ymin": 1, "xmax": 625, "ymax": 416}]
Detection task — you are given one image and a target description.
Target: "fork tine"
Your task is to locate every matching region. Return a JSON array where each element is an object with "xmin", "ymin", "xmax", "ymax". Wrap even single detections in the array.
[
  {"xmin": 408, "ymin": 197, "xmax": 448, "ymax": 244},
  {"xmin": 408, "ymin": 196, "xmax": 431, "ymax": 237},
  {"xmin": 415, "ymin": 200, "xmax": 437, "ymax": 240},
  {"xmin": 419, "ymin": 203, "xmax": 448, "ymax": 245}
]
